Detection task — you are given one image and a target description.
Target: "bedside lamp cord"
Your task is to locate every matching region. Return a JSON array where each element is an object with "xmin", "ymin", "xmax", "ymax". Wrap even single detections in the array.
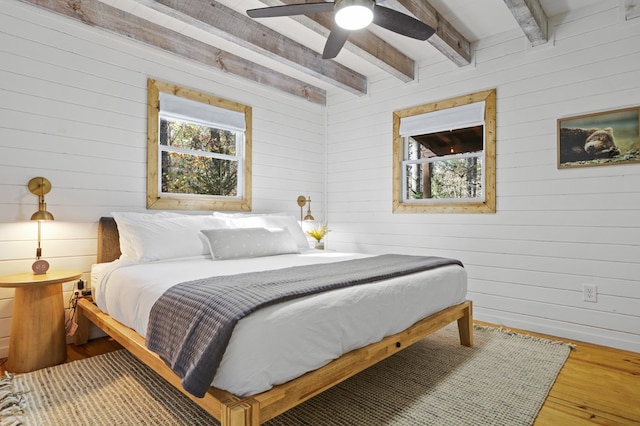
[{"xmin": 65, "ymin": 279, "xmax": 84, "ymax": 331}]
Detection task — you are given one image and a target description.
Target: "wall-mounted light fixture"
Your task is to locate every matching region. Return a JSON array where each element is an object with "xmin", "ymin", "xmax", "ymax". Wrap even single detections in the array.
[
  {"xmin": 28, "ymin": 177, "xmax": 54, "ymax": 275},
  {"xmin": 296, "ymin": 195, "xmax": 315, "ymax": 222}
]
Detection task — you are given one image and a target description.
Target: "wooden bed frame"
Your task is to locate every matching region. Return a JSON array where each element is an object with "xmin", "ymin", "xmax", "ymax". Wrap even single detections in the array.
[{"xmin": 74, "ymin": 217, "xmax": 473, "ymax": 426}]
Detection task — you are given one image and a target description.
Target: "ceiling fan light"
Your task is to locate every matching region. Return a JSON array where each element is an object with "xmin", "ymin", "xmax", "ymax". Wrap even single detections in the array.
[{"xmin": 335, "ymin": 0, "xmax": 374, "ymax": 30}]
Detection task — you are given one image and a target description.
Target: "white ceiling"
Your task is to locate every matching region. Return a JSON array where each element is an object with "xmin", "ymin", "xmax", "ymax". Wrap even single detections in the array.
[
  {"xmin": 425, "ymin": 0, "xmax": 604, "ymax": 41},
  {"xmin": 98, "ymin": 0, "xmax": 605, "ymax": 92},
  {"xmin": 215, "ymin": 0, "xmax": 603, "ymax": 59}
]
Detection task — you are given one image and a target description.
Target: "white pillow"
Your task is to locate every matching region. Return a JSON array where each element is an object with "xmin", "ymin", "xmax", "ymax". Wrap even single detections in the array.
[
  {"xmin": 229, "ymin": 215, "xmax": 310, "ymax": 250},
  {"xmin": 212, "ymin": 211, "xmax": 280, "ymax": 218},
  {"xmin": 200, "ymin": 227, "xmax": 299, "ymax": 260},
  {"xmin": 212, "ymin": 211, "xmax": 286, "ymax": 227},
  {"xmin": 113, "ymin": 214, "xmax": 230, "ymax": 262},
  {"xmin": 111, "ymin": 211, "xmax": 185, "ymax": 259}
]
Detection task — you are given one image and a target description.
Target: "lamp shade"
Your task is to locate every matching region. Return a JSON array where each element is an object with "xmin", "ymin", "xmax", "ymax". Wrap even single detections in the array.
[{"xmin": 31, "ymin": 209, "xmax": 54, "ymax": 221}]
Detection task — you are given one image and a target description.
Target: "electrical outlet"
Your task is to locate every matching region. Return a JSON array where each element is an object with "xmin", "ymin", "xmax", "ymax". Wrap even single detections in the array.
[{"xmin": 583, "ymin": 284, "xmax": 597, "ymax": 302}]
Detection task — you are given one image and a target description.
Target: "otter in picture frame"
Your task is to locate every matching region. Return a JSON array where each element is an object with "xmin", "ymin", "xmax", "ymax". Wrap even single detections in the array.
[{"xmin": 557, "ymin": 106, "xmax": 640, "ymax": 168}]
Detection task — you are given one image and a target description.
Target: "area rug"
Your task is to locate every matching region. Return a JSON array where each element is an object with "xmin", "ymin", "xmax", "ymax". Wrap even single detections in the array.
[{"xmin": 0, "ymin": 324, "xmax": 572, "ymax": 426}]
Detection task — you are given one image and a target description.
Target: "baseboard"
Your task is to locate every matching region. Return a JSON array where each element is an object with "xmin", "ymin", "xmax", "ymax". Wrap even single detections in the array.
[{"xmin": 475, "ymin": 308, "xmax": 640, "ymax": 353}]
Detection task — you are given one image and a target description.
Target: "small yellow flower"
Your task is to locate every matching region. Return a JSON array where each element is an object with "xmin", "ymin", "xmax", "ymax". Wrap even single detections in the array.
[{"xmin": 306, "ymin": 225, "xmax": 329, "ymax": 242}]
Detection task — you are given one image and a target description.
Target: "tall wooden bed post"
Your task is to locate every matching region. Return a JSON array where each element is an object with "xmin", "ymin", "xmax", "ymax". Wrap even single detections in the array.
[{"xmin": 75, "ymin": 217, "xmax": 473, "ymax": 426}]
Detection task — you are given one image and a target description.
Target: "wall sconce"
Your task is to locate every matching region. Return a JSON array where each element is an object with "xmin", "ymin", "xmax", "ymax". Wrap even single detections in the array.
[
  {"xmin": 28, "ymin": 177, "xmax": 54, "ymax": 275},
  {"xmin": 296, "ymin": 195, "xmax": 315, "ymax": 222}
]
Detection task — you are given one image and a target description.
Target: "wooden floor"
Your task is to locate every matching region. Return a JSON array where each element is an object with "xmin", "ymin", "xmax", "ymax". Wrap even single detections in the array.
[
  {"xmin": 473, "ymin": 323, "xmax": 640, "ymax": 425},
  {"xmin": 3, "ymin": 323, "xmax": 639, "ymax": 425}
]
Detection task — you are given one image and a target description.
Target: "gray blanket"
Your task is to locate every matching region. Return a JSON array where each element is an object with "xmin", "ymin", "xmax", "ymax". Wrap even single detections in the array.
[{"xmin": 146, "ymin": 254, "xmax": 463, "ymax": 397}]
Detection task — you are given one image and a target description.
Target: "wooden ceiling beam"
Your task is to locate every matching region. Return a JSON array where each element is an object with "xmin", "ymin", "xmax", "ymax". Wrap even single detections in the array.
[
  {"xmin": 384, "ymin": 0, "xmax": 472, "ymax": 66},
  {"xmin": 141, "ymin": 0, "xmax": 368, "ymax": 95},
  {"xmin": 258, "ymin": 0, "xmax": 416, "ymax": 82},
  {"xmin": 18, "ymin": 0, "xmax": 327, "ymax": 104},
  {"xmin": 502, "ymin": 0, "xmax": 548, "ymax": 46}
]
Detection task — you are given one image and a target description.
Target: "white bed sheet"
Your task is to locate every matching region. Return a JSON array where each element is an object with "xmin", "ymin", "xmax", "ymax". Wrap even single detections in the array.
[{"xmin": 91, "ymin": 251, "xmax": 467, "ymax": 397}]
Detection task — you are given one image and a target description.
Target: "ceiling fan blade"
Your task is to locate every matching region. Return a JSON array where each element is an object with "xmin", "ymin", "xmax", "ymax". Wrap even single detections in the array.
[
  {"xmin": 372, "ymin": 5, "xmax": 435, "ymax": 40},
  {"xmin": 322, "ymin": 26, "xmax": 350, "ymax": 59},
  {"xmin": 247, "ymin": 2, "xmax": 335, "ymax": 19}
]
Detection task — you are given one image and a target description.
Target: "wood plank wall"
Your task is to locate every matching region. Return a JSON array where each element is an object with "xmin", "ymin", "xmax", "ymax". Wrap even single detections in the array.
[
  {"xmin": 0, "ymin": 0, "xmax": 325, "ymax": 358},
  {"xmin": 326, "ymin": 1, "xmax": 640, "ymax": 352}
]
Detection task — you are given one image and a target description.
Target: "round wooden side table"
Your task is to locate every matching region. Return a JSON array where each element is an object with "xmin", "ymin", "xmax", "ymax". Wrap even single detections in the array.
[{"xmin": 0, "ymin": 270, "xmax": 82, "ymax": 373}]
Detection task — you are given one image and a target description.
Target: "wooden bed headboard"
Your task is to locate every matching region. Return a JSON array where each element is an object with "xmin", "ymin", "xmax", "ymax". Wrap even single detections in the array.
[{"xmin": 98, "ymin": 217, "xmax": 121, "ymax": 263}]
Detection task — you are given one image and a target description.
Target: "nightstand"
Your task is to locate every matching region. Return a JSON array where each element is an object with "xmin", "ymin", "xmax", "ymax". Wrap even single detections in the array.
[{"xmin": 0, "ymin": 270, "xmax": 82, "ymax": 373}]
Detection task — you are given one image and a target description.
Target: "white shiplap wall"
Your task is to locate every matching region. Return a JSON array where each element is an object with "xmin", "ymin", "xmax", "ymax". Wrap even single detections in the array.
[
  {"xmin": 0, "ymin": 1, "xmax": 325, "ymax": 357},
  {"xmin": 0, "ymin": 0, "xmax": 638, "ymax": 359},
  {"xmin": 326, "ymin": 1, "xmax": 640, "ymax": 352}
]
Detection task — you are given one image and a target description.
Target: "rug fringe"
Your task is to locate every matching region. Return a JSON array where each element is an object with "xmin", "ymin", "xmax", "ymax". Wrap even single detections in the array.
[
  {"xmin": 473, "ymin": 324, "xmax": 577, "ymax": 349},
  {"xmin": 0, "ymin": 373, "xmax": 25, "ymax": 426}
]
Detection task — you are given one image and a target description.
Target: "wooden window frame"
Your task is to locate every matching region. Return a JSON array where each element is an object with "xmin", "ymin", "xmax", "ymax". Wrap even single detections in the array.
[
  {"xmin": 392, "ymin": 89, "xmax": 496, "ymax": 214},
  {"xmin": 147, "ymin": 78, "xmax": 252, "ymax": 211}
]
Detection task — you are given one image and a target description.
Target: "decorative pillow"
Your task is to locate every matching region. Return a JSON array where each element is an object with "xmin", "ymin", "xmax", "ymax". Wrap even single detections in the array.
[
  {"xmin": 200, "ymin": 227, "xmax": 299, "ymax": 260},
  {"xmin": 112, "ymin": 214, "xmax": 230, "ymax": 262},
  {"xmin": 111, "ymin": 211, "xmax": 185, "ymax": 259},
  {"xmin": 229, "ymin": 215, "xmax": 310, "ymax": 250}
]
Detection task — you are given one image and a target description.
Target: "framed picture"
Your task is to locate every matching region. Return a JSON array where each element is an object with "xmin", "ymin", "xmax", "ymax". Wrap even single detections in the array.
[{"xmin": 557, "ymin": 106, "xmax": 640, "ymax": 168}]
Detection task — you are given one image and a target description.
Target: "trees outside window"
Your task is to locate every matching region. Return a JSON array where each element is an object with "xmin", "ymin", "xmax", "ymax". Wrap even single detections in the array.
[
  {"xmin": 404, "ymin": 126, "xmax": 483, "ymax": 201},
  {"xmin": 160, "ymin": 119, "xmax": 239, "ymax": 197}
]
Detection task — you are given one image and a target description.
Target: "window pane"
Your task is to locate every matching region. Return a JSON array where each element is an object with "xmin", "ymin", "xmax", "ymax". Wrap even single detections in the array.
[
  {"xmin": 405, "ymin": 157, "xmax": 483, "ymax": 200},
  {"xmin": 406, "ymin": 126, "xmax": 483, "ymax": 158},
  {"xmin": 406, "ymin": 137, "xmax": 436, "ymax": 160},
  {"xmin": 161, "ymin": 151, "xmax": 238, "ymax": 196},
  {"xmin": 160, "ymin": 118, "xmax": 236, "ymax": 155}
]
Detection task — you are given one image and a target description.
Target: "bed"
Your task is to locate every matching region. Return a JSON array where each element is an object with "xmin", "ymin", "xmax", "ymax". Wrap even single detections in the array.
[{"xmin": 74, "ymin": 215, "xmax": 473, "ymax": 426}]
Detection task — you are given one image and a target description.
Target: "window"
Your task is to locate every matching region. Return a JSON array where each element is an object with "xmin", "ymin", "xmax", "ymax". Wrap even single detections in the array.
[
  {"xmin": 147, "ymin": 79, "xmax": 252, "ymax": 210},
  {"xmin": 393, "ymin": 89, "xmax": 496, "ymax": 213}
]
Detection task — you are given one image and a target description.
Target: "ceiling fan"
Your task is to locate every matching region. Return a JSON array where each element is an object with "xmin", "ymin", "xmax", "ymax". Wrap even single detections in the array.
[{"xmin": 247, "ymin": 0, "xmax": 435, "ymax": 59}]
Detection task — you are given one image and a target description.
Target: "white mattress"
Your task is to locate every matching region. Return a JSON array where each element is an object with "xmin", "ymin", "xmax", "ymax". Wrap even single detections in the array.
[{"xmin": 91, "ymin": 251, "xmax": 467, "ymax": 397}]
